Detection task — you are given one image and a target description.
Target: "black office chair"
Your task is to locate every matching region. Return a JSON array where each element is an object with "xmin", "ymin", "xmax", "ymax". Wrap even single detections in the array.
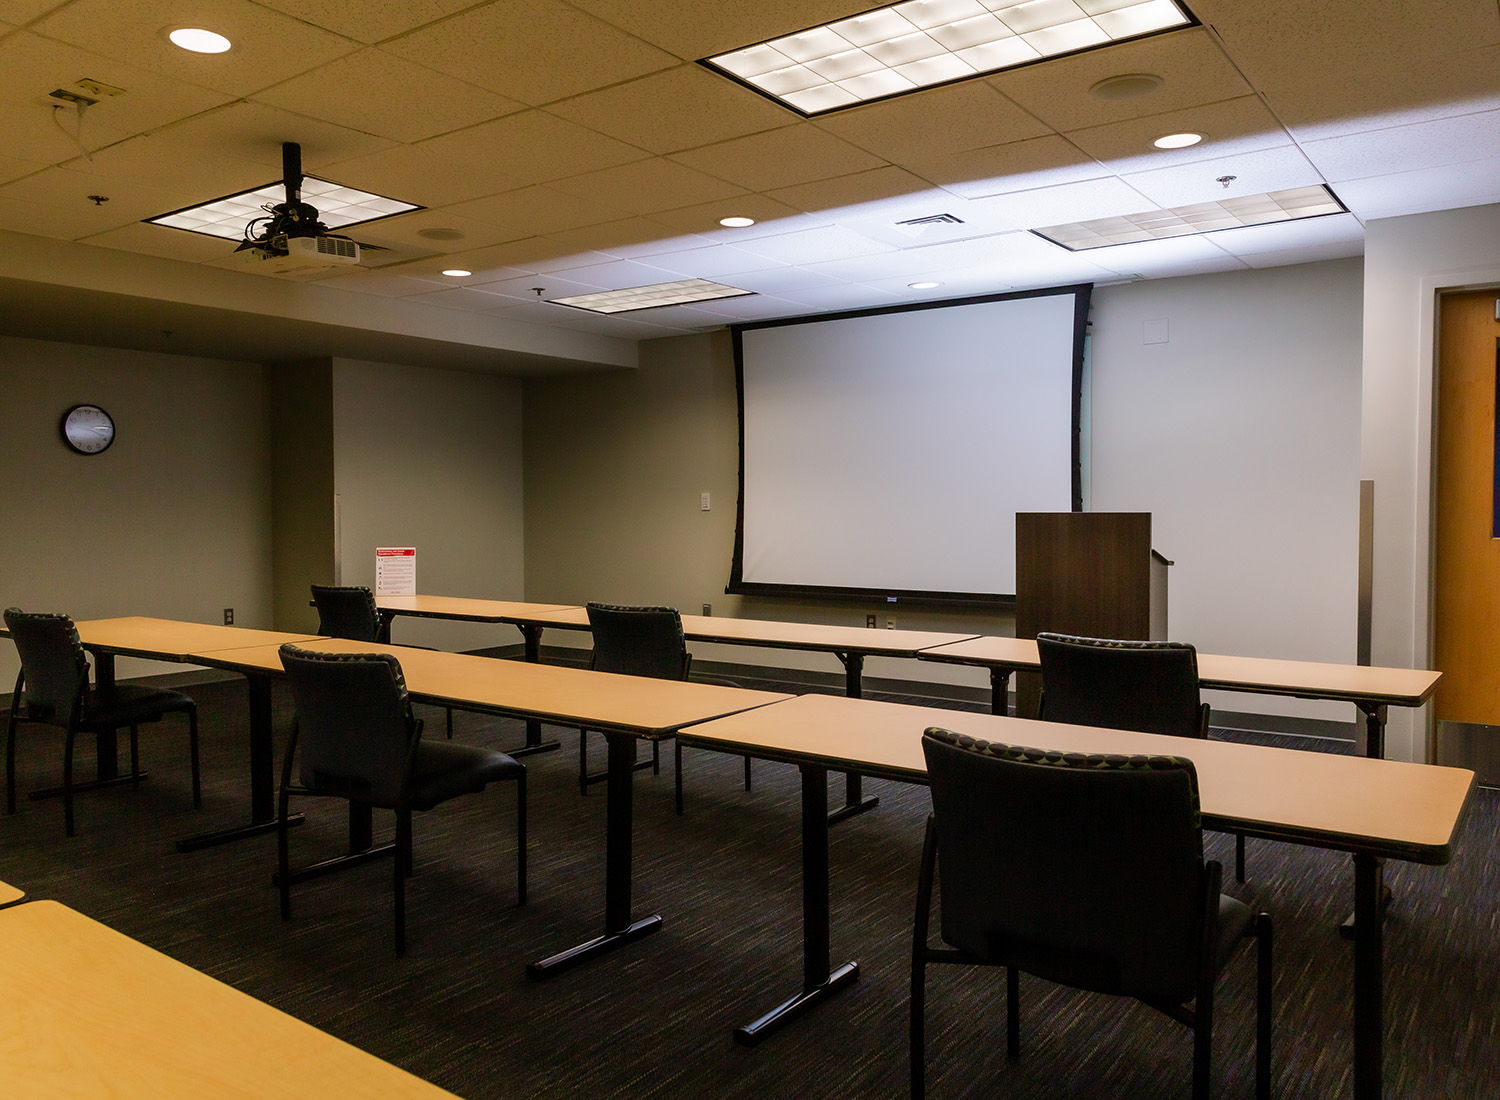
[
  {"xmin": 4, "ymin": 607, "xmax": 199, "ymax": 837},
  {"xmin": 311, "ymin": 584, "xmax": 453, "ymax": 738},
  {"xmin": 913, "ymin": 729, "xmax": 1272, "ymax": 1100},
  {"xmin": 277, "ymin": 644, "xmax": 526, "ymax": 956},
  {"xmin": 580, "ymin": 602, "xmax": 751, "ymax": 814},
  {"xmin": 1036, "ymin": 632, "xmax": 1248, "ymax": 883}
]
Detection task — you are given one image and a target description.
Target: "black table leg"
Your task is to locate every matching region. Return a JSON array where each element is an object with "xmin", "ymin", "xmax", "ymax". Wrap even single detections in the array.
[
  {"xmin": 273, "ymin": 801, "xmax": 393, "ymax": 886},
  {"xmin": 511, "ymin": 624, "xmax": 560, "ymax": 758},
  {"xmin": 1341, "ymin": 702, "xmax": 1392, "ymax": 937},
  {"xmin": 990, "ymin": 669, "xmax": 1012, "ymax": 716},
  {"xmin": 90, "ymin": 651, "xmax": 121, "ymax": 781},
  {"xmin": 735, "ymin": 763, "xmax": 859, "ymax": 1045},
  {"xmin": 1352, "ymin": 853, "xmax": 1384, "ymax": 1100},
  {"xmin": 178, "ymin": 673, "xmax": 302, "ymax": 852},
  {"xmin": 528, "ymin": 730, "xmax": 660, "ymax": 977},
  {"xmin": 828, "ymin": 653, "xmax": 878, "ymax": 825}
]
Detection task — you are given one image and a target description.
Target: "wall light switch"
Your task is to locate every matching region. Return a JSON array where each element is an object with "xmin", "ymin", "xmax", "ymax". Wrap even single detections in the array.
[{"xmin": 700, "ymin": 492, "xmax": 711, "ymax": 511}]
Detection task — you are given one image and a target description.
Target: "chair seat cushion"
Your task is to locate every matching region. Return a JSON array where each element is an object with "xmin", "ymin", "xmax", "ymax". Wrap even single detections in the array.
[
  {"xmin": 1214, "ymin": 893, "xmax": 1255, "ymax": 974},
  {"xmin": 79, "ymin": 685, "xmax": 195, "ymax": 728},
  {"xmin": 408, "ymin": 741, "xmax": 522, "ymax": 811}
]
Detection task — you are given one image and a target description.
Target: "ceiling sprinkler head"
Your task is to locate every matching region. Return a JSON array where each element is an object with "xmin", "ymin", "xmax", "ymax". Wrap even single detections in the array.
[{"xmin": 1217, "ymin": 175, "xmax": 1237, "ymax": 188}]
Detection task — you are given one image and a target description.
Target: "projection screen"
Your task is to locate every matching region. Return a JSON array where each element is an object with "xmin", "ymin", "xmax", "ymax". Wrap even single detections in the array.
[{"xmin": 729, "ymin": 284, "xmax": 1089, "ymax": 603}]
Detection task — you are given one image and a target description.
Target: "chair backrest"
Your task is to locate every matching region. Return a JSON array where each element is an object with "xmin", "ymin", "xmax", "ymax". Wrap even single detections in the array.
[
  {"xmin": 586, "ymin": 603, "xmax": 689, "ymax": 680},
  {"xmin": 1036, "ymin": 633, "xmax": 1206, "ymax": 738},
  {"xmin": 310, "ymin": 584, "xmax": 382, "ymax": 643},
  {"xmin": 4, "ymin": 608, "xmax": 88, "ymax": 723},
  {"xmin": 278, "ymin": 644, "xmax": 416, "ymax": 808},
  {"xmin": 922, "ymin": 728, "xmax": 1207, "ymax": 1004}
]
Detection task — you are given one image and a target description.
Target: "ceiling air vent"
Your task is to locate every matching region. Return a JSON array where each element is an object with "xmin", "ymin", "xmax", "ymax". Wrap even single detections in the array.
[{"xmin": 896, "ymin": 213, "xmax": 965, "ymax": 227}]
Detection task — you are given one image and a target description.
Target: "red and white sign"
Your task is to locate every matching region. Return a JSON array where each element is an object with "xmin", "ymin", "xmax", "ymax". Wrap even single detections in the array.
[{"xmin": 375, "ymin": 547, "xmax": 416, "ymax": 596}]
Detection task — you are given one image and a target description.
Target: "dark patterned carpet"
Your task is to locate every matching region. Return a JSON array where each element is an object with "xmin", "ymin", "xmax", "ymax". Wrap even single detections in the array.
[{"xmin": 0, "ymin": 676, "xmax": 1495, "ymax": 1099}]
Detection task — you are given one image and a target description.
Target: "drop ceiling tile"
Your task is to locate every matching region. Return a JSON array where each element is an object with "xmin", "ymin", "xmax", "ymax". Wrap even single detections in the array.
[
  {"xmin": 1239, "ymin": 237, "xmax": 1365, "ymax": 269},
  {"xmin": 252, "ymin": 49, "xmax": 524, "ymax": 144},
  {"xmin": 1332, "ymin": 158, "xmax": 1500, "ymax": 221},
  {"xmin": 318, "ymin": 143, "xmax": 526, "ymax": 208},
  {"xmin": 1064, "ymin": 95, "xmax": 1292, "ymax": 175},
  {"xmin": 638, "ymin": 244, "xmax": 794, "ymax": 279},
  {"xmin": 721, "ymin": 266, "xmax": 840, "ymax": 294},
  {"xmin": 1120, "ymin": 145, "xmax": 1325, "ymax": 209},
  {"xmin": 1067, "ymin": 234, "xmax": 1247, "ymax": 280},
  {"xmin": 33, "ymin": 0, "xmax": 360, "ymax": 98},
  {"xmin": 919, "ymin": 135, "xmax": 1108, "ymax": 198},
  {"xmin": 382, "ymin": 0, "xmax": 677, "ymax": 106},
  {"xmin": 0, "ymin": 187, "xmax": 142, "ymax": 239},
  {"xmin": 311, "ymin": 267, "xmax": 458, "ymax": 297},
  {"xmin": 549, "ymin": 158, "xmax": 747, "ymax": 216},
  {"xmin": 767, "ymin": 165, "xmax": 934, "ymax": 214},
  {"xmin": 840, "ymin": 190, "xmax": 1025, "ymax": 247},
  {"xmin": 0, "ymin": 2, "xmax": 62, "ymax": 23},
  {"xmin": 1302, "ymin": 109, "xmax": 1500, "ymax": 182},
  {"xmin": 856, "ymin": 270, "xmax": 1013, "ymax": 297},
  {"xmin": 646, "ymin": 194, "xmax": 808, "ymax": 239},
  {"xmin": 472, "ymin": 271, "xmax": 613, "ymax": 299},
  {"xmin": 78, "ymin": 219, "xmax": 235, "ymax": 262},
  {"xmin": 445, "ymin": 184, "xmax": 632, "ymax": 238},
  {"xmin": 548, "ymin": 63, "xmax": 792, "ymax": 154},
  {"xmin": 0, "ymin": 162, "xmax": 208, "ymax": 228},
  {"xmin": 0, "ymin": 152, "xmax": 43, "ymax": 186},
  {"xmin": 415, "ymin": 110, "xmax": 651, "ymax": 189},
  {"xmin": 1208, "ymin": 211, "xmax": 1365, "ymax": 257},
  {"xmin": 565, "ymin": 0, "xmax": 891, "ymax": 60},
  {"xmin": 816, "ymin": 81, "xmax": 1049, "ymax": 163},
  {"xmin": 548, "ymin": 217, "xmax": 704, "ymax": 258},
  {"xmin": 801, "ymin": 245, "xmax": 968, "ymax": 283},
  {"xmin": 403, "ymin": 285, "xmax": 517, "ymax": 312},
  {"xmin": 670, "ymin": 123, "xmax": 886, "ymax": 192},
  {"xmin": 250, "ymin": 0, "xmax": 484, "ymax": 44},
  {"xmin": 733, "ymin": 223, "xmax": 896, "ymax": 266},
  {"xmin": 781, "ymin": 283, "xmax": 899, "ymax": 312},
  {"xmin": 347, "ymin": 207, "xmax": 520, "ymax": 252},
  {"xmin": 431, "ymin": 235, "xmax": 596, "ymax": 273},
  {"xmin": 0, "ymin": 31, "xmax": 233, "ymax": 145},
  {"xmin": 990, "ymin": 27, "xmax": 1251, "ymax": 133},
  {"xmin": 968, "ymin": 175, "xmax": 1156, "ymax": 229},
  {"xmin": 541, "ymin": 256, "xmax": 685, "ymax": 288}
]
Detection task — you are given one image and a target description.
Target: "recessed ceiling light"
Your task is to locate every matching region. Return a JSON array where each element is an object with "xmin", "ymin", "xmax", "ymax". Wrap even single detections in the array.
[
  {"xmin": 1153, "ymin": 131, "xmax": 1203, "ymax": 149},
  {"xmin": 168, "ymin": 28, "xmax": 232, "ymax": 54},
  {"xmin": 720, "ymin": 216, "xmax": 756, "ymax": 228},
  {"xmin": 1032, "ymin": 185, "xmax": 1347, "ymax": 250},
  {"xmin": 909, "ymin": 281, "xmax": 942, "ymax": 289},
  {"xmin": 551, "ymin": 278, "xmax": 754, "ymax": 315},
  {"xmin": 1090, "ymin": 73, "xmax": 1164, "ymax": 101},
  {"xmin": 704, "ymin": 0, "xmax": 1194, "ymax": 116},
  {"xmin": 442, "ymin": 269, "xmax": 472, "ymax": 278},
  {"xmin": 146, "ymin": 177, "xmax": 422, "ymax": 241}
]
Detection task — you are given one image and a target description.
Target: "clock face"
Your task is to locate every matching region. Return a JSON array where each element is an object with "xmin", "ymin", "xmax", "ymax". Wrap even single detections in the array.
[{"xmin": 62, "ymin": 404, "xmax": 115, "ymax": 455}]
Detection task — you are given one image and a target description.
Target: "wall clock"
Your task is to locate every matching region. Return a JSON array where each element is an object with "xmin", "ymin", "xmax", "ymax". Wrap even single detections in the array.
[{"xmin": 61, "ymin": 404, "xmax": 116, "ymax": 455}]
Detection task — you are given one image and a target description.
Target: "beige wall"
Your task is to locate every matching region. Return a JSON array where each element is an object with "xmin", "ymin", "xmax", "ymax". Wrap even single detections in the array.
[
  {"xmin": 331, "ymin": 358, "xmax": 525, "ymax": 654},
  {"xmin": 1362, "ymin": 202, "xmax": 1500, "ymax": 761},
  {"xmin": 269, "ymin": 359, "xmax": 335, "ymax": 635},
  {"xmin": 0, "ymin": 335, "xmax": 272, "ymax": 684}
]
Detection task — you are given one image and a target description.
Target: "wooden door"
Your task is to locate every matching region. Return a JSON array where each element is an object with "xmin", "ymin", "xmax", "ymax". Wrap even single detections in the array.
[{"xmin": 1433, "ymin": 289, "xmax": 1500, "ymax": 723}]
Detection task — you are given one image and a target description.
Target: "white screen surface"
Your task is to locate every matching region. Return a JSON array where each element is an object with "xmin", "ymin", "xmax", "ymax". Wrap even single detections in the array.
[{"xmin": 736, "ymin": 289, "xmax": 1081, "ymax": 598}]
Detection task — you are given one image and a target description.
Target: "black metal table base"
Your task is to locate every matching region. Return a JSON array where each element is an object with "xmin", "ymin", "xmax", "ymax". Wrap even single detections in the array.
[
  {"xmin": 178, "ymin": 813, "xmax": 303, "ymax": 853},
  {"xmin": 274, "ymin": 840, "xmax": 395, "ymax": 886},
  {"xmin": 735, "ymin": 961, "xmax": 859, "ymax": 1046},
  {"xmin": 827, "ymin": 773, "xmax": 879, "ymax": 825},
  {"xmin": 527, "ymin": 915, "xmax": 662, "ymax": 979},
  {"xmin": 29, "ymin": 771, "xmax": 148, "ymax": 800},
  {"xmin": 510, "ymin": 735, "xmax": 561, "ymax": 758}
]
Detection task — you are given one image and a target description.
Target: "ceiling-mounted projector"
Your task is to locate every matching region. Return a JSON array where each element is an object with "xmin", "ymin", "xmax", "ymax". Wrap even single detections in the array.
[{"xmin": 238, "ymin": 233, "xmax": 361, "ymax": 273}]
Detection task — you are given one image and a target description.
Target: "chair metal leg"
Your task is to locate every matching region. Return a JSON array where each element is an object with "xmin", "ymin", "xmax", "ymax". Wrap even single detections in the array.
[
  {"xmin": 1007, "ymin": 966, "xmax": 1020, "ymax": 1059},
  {"xmin": 278, "ymin": 796, "xmax": 293, "ymax": 920},
  {"xmin": 516, "ymin": 770, "xmax": 527, "ymax": 906},
  {"xmin": 910, "ymin": 956, "xmax": 926, "ymax": 1100},
  {"xmin": 63, "ymin": 726, "xmax": 77, "ymax": 837},
  {"xmin": 674, "ymin": 740, "xmax": 683, "ymax": 816},
  {"xmin": 187, "ymin": 708, "xmax": 201, "ymax": 809}
]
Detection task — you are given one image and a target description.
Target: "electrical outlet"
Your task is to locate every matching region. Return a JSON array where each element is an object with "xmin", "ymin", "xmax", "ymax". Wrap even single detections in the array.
[
  {"xmin": 886, "ymin": 618, "xmax": 895, "ymax": 629},
  {"xmin": 866, "ymin": 614, "xmax": 877, "ymax": 628},
  {"xmin": 702, "ymin": 603, "xmax": 712, "ymax": 616},
  {"xmin": 700, "ymin": 492, "xmax": 711, "ymax": 511},
  {"xmin": 223, "ymin": 608, "xmax": 234, "ymax": 625}
]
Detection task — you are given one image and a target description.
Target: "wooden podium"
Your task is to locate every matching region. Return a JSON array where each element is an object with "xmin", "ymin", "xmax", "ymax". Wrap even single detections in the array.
[{"xmin": 1013, "ymin": 512, "xmax": 1170, "ymax": 717}]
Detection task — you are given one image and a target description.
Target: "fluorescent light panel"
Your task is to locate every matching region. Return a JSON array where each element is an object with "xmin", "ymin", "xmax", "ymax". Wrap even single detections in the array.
[
  {"xmin": 551, "ymin": 279, "xmax": 754, "ymax": 314},
  {"xmin": 706, "ymin": 0, "xmax": 1193, "ymax": 115},
  {"xmin": 1032, "ymin": 185, "xmax": 1348, "ymax": 250},
  {"xmin": 147, "ymin": 177, "xmax": 421, "ymax": 240}
]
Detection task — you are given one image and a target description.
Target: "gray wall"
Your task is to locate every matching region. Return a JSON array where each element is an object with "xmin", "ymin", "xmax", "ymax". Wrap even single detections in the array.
[
  {"xmin": 270, "ymin": 359, "xmax": 335, "ymax": 635},
  {"xmin": 331, "ymin": 358, "xmax": 525, "ymax": 654},
  {"xmin": 522, "ymin": 258, "xmax": 1365, "ymax": 713},
  {"xmin": 0, "ymin": 335, "xmax": 272, "ymax": 684}
]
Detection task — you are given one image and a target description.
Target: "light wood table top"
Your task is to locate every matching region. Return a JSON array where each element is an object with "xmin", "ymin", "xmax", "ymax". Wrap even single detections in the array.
[
  {"xmin": 0, "ymin": 880, "xmax": 22, "ymax": 907},
  {"xmin": 194, "ymin": 638, "xmax": 793, "ymax": 738},
  {"xmin": 678, "ymin": 693, "xmax": 1474, "ymax": 864},
  {"xmin": 918, "ymin": 635, "xmax": 1443, "ymax": 708},
  {"xmin": 63, "ymin": 617, "xmax": 321, "ymax": 663},
  {"xmin": 0, "ymin": 900, "xmax": 460, "ymax": 1099},
  {"xmin": 373, "ymin": 595, "xmax": 581, "ymax": 624}
]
